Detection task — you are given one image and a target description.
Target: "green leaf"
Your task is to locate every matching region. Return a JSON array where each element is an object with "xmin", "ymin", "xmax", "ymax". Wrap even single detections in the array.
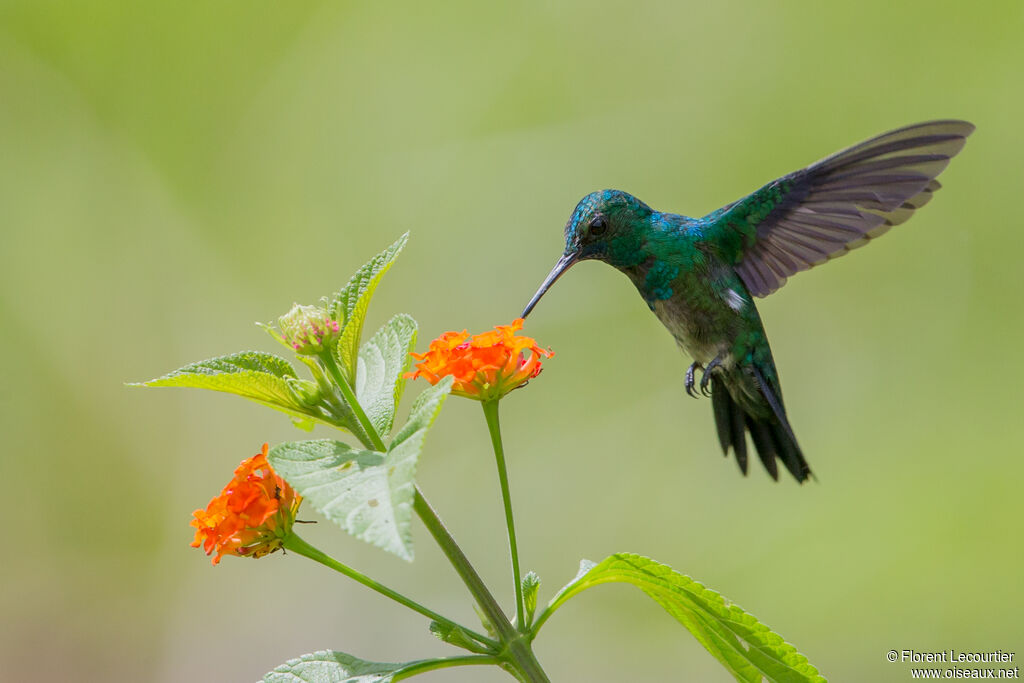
[
  {"xmin": 389, "ymin": 375, "xmax": 452, "ymax": 458},
  {"xmin": 356, "ymin": 313, "xmax": 418, "ymax": 438},
  {"xmin": 521, "ymin": 571, "xmax": 541, "ymax": 628},
  {"xmin": 267, "ymin": 440, "xmax": 412, "ymax": 560},
  {"xmin": 268, "ymin": 379, "xmax": 449, "ymax": 561},
  {"xmin": 540, "ymin": 553, "xmax": 826, "ymax": 683},
  {"xmin": 131, "ymin": 351, "xmax": 315, "ymax": 420},
  {"xmin": 268, "ymin": 373, "xmax": 447, "ymax": 564},
  {"xmin": 263, "ymin": 650, "xmax": 434, "ymax": 683},
  {"xmin": 330, "ymin": 233, "xmax": 409, "ymax": 383}
]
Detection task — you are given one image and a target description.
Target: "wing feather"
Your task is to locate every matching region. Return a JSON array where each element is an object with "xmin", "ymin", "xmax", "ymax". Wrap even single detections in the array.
[{"xmin": 707, "ymin": 120, "xmax": 973, "ymax": 296}]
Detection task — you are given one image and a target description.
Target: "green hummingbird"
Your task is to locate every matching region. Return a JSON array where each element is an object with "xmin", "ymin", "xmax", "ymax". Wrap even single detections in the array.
[{"xmin": 522, "ymin": 120, "xmax": 974, "ymax": 482}]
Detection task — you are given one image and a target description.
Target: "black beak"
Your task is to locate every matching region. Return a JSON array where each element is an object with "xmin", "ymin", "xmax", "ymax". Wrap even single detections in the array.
[{"xmin": 521, "ymin": 253, "xmax": 578, "ymax": 318}]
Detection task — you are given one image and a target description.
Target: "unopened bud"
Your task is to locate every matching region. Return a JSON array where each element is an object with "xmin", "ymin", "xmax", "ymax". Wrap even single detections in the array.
[
  {"xmin": 277, "ymin": 303, "xmax": 341, "ymax": 355},
  {"xmin": 286, "ymin": 377, "xmax": 322, "ymax": 407}
]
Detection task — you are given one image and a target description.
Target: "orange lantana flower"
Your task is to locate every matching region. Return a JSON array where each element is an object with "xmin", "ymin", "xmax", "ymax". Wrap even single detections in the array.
[
  {"xmin": 407, "ymin": 319, "xmax": 553, "ymax": 401},
  {"xmin": 191, "ymin": 443, "xmax": 302, "ymax": 565}
]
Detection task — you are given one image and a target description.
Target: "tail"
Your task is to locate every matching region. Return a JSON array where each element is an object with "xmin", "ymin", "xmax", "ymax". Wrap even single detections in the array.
[{"xmin": 709, "ymin": 368, "xmax": 812, "ymax": 483}]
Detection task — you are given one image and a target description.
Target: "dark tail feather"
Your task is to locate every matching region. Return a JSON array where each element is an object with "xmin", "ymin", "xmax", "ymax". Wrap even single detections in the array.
[
  {"xmin": 745, "ymin": 416, "xmax": 779, "ymax": 481},
  {"xmin": 711, "ymin": 377, "xmax": 747, "ymax": 475},
  {"xmin": 751, "ymin": 366, "xmax": 812, "ymax": 482},
  {"xmin": 710, "ymin": 375, "xmax": 812, "ymax": 483}
]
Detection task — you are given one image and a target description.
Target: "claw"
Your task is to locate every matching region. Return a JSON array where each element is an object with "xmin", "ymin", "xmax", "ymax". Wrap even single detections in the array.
[
  {"xmin": 700, "ymin": 357, "xmax": 723, "ymax": 397},
  {"xmin": 685, "ymin": 362, "xmax": 702, "ymax": 399}
]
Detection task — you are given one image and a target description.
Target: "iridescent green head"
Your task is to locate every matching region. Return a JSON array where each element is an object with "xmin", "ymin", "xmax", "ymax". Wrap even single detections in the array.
[{"xmin": 522, "ymin": 190, "xmax": 652, "ymax": 318}]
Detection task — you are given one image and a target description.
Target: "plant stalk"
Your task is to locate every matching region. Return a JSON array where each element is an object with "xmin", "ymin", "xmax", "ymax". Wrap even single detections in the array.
[
  {"xmin": 320, "ymin": 351, "xmax": 389, "ymax": 452},
  {"xmin": 413, "ymin": 492, "xmax": 549, "ymax": 682},
  {"xmin": 282, "ymin": 534, "xmax": 497, "ymax": 650},
  {"xmin": 318, "ymin": 349, "xmax": 550, "ymax": 681},
  {"xmin": 482, "ymin": 400, "xmax": 526, "ymax": 631}
]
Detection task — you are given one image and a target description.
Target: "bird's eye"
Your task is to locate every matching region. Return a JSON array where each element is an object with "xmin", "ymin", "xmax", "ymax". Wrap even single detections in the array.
[{"xmin": 589, "ymin": 215, "xmax": 607, "ymax": 236}]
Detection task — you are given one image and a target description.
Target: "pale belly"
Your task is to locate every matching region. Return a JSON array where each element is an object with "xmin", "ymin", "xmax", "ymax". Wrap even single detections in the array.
[{"xmin": 651, "ymin": 296, "xmax": 735, "ymax": 367}]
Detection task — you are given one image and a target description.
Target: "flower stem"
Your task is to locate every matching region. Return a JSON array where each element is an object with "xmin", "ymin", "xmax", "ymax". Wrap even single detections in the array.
[
  {"xmin": 482, "ymin": 400, "xmax": 526, "ymax": 632},
  {"xmin": 319, "ymin": 351, "xmax": 388, "ymax": 452},
  {"xmin": 282, "ymin": 533, "xmax": 497, "ymax": 651},
  {"xmin": 317, "ymin": 348, "xmax": 549, "ymax": 681},
  {"xmin": 413, "ymin": 492, "xmax": 549, "ymax": 682}
]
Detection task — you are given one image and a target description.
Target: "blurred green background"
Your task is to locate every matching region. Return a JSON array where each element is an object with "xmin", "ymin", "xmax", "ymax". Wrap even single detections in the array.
[{"xmin": 2, "ymin": 1, "xmax": 1021, "ymax": 681}]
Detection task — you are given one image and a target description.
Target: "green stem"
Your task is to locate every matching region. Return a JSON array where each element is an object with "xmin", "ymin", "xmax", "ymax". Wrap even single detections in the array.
[
  {"xmin": 413, "ymin": 492, "xmax": 549, "ymax": 682},
  {"xmin": 282, "ymin": 534, "xmax": 497, "ymax": 650},
  {"xmin": 393, "ymin": 655, "xmax": 501, "ymax": 681},
  {"xmin": 317, "ymin": 349, "xmax": 549, "ymax": 681},
  {"xmin": 319, "ymin": 351, "xmax": 388, "ymax": 451},
  {"xmin": 482, "ymin": 400, "xmax": 526, "ymax": 632}
]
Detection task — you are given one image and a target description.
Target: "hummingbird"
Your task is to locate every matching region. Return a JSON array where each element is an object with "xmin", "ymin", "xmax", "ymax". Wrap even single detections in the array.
[{"xmin": 522, "ymin": 120, "xmax": 974, "ymax": 482}]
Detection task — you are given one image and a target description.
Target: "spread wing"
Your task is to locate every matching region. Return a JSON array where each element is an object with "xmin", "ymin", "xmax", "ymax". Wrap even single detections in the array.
[{"xmin": 704, "ymin": 120, "xmax": 974, "ymax": 297}]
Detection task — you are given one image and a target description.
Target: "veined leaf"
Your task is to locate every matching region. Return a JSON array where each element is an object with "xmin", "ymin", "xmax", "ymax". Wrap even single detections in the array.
[
  {"xmin": 131, "ymin": 351, "xmax": 314, "ymax": 420},
  {"xmin": 389, "ymin": 375, "xmax": 452, "ymax": 458},
  {"xmin": 267, "ymin": 380, "xmax": 450, "ymax": 560},
  {"xmin": 268, "ymin": 440, "xmax": 413, "ymax": 560},
  {"xmin": 356, "ymin": 314, "xmax": 418, "ymax": 438},
  {"xmin": 330, "ymin": 233, "xmax": 409, "ymax": 383},
  {"xmin": 540, "ymin": 553, "xmax": 826, "ymax": 683},
  {"xmin": 264, "ymin": 650, "xmax": 469, "ymax": 682}
]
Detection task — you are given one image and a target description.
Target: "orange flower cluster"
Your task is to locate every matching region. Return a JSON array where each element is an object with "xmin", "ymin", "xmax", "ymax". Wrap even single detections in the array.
[
  {"xmin": 407, "ymin": 318, "xmax": 553, "ymax": 401},
  {"xmin": 191, "ymin": 444, "xmax": 302, "ymax": 565}
]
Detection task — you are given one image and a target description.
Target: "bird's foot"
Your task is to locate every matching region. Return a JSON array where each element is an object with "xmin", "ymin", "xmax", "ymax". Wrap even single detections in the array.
[
  {"xmin": 685, "ymin": 362, "xmax": 703, "ymax": 399},
  {"xmin": 700, "ymin": 357, "xmax": 723, "ymax": 397}
]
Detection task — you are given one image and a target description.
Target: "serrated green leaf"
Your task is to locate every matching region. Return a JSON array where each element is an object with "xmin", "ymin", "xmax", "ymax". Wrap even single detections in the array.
[
  {"xmin": 263, "ymin": 650, "xmax": 428, "ymax": 683},
  {"xmin": 541, "ymin": 553, "xmax": 826, "ymax": 683},
  {"xmin": 522, "ymin": 571, "xmax": 541, "ymax": 628},
  {"xmin": 389, "ymin": 374, "xmax": 452, "ymax": 453},
  {"xmin": 356, "ymin": 313, "xmax": 417, "ymax": 438},
  {"xmin": 330, "ymin": 233, "xmax": 409, "ymax": 383},
  {"xmin": 131, "ymin": 351, "xmax": 314, "ymax": 418},
  {"xmin": 269, "ymin": 436, "xmax": 423, "ymax": 561},
  {"xmin": 329, "ymin": 232, "xmax": 408, "ymax": 324},
  {"xmin": 271, "ymin": 378, "xmax": 452, "ymax": 560}
]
